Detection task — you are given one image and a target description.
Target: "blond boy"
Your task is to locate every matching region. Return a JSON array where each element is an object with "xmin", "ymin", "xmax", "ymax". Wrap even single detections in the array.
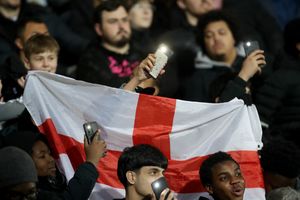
[{"xmin": 24, "ymin": 34, "xmax": 59, "ymax": 74}]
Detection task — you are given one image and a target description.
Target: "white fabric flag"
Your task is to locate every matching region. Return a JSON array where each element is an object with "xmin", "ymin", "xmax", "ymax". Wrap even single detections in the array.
[{"xmin": 23, "ymin": 71, "xmax": 265, "ymax": 200}]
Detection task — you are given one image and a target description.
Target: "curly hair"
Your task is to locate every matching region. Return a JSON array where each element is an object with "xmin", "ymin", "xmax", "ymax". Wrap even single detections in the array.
[{"xmin": 196, "ymin": 10, "xmax": 241, "ymax": 55}]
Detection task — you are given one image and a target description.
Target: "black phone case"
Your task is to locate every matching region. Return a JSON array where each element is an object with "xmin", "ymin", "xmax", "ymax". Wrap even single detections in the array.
[
  {"xmin": 83, "ymin": 121, "xmax": 99, "ymax": 144},
  {"xmin": 244, "ymin": 41, "xmax": 260, "ymax": 56},
  {"xmin": 151, "ymin": 177, "xmax": 169, "ymax": 200}
]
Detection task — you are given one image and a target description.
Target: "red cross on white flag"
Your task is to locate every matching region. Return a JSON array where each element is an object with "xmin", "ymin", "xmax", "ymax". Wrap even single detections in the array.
[{"xmin": 23, "ymin": 71, "xmax": 265, "ymax": 200}]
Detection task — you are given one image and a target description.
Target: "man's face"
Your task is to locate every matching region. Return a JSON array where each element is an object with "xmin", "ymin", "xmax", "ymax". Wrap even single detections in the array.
[
  {"xmin": 4, "ymin": 182, "xmax": 37, "ymax": 200},
  {"xmin": 22, "ymin": 22, "xmax": 49, "ymax": 44},
  {"xmin": 97, "ymin": 6, "xmax": 131, "ymax": 47},
  {"xmin": 207, "ymin": 160, "xmax": 245, "ymax": 200},
  {"xmin": 131, "ymin": 166, "xmax": 165, "ymax": 199},
  {"xmin": 31, "ymin": 140, "xmax": 56, "ymax": 177},
  {"xmin": 25, "ymin": 51, "xmax": 58, "ymax": 73},
  {"xmin": 177, "ymin": 0, "xmax": 214, "ymax": 17},
  {"xmin": 0, "ymin": 0, "xmax": 21, "ymax": 9},
  {"xmin": 16, "ymin": 22, "xmax": 49, "ymax": 50},
  {"xmin": 129, "ymin": 0, "xmax": 154, "ymax": 30},
  {"xmin": 203, "ymin": 20, "xmax": 236, "ymax": 61}
]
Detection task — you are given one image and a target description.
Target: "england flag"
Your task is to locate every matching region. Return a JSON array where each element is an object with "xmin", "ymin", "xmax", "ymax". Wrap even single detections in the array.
[{"xmin": 23, "ymin": 71, "xmax": 265, "ymax": 200}]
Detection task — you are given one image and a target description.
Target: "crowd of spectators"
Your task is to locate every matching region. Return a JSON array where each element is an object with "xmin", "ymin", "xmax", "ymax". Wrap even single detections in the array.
[{"xmin": 0, "ymin": 0, "xmax": 300, "ymax": 199}]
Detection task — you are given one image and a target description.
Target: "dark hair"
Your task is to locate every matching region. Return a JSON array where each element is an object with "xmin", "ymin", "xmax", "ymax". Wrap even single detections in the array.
[
  {"xmin": 17, "ymin": 16, "xmax": 46, "ymax": 39},
  {"xmin": 1, "ymin": 131, "xmax": 48, "ymax": 155},
  {"xmin": 94, "ymin": 0, "xmax": 128, "ymax": 24},
  {"xmin": 284, "ymin": 18, "xmax": 300, "ymax": 58},
  {"xmin": 197, "ymin": 10, "xmax": 240, "ymax": 54},
  {"xmin": 260, "ymin": 137, "xmax": 300, "ymax": 178},
  {"xmin": 117, "ymin": 144, "xmax": 168, "ymax": 188},
  {"xmin": 199, "ymin": 151, "xmax": 239, "ymax": 186},
  {"xmin": 125, "ymin": 0, "xmax": 153, "ymax": 9}
]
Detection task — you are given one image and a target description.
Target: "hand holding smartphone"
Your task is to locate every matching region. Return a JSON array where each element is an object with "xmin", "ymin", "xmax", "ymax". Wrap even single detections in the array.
[
  {"xmin": 83, "ymin": 121, "xmax": 100, "ymax": 144},
  {"xmin": 149, "ymin": 44, "xmax": 173, "ymax": 79},
  {"xmin": 243, "ymin": 40, "xmax": 265, "ymax": 68},
  {"xmin": 243, "ymin": 41, "xmax": 260, "ymax": 56},
  {"xmin": 151, "ymin": 177, "xmax": 169, "ymax": 200},
  {"xmin": 83, "ymin": 121, "xmax": 108, "ymax": 166}
]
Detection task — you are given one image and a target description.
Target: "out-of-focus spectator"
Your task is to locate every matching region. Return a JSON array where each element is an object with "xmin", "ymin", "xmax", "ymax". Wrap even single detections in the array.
[
  {"xmin": 223, "ymin": 0, "xmax": 283, "ymax": 57},
  {"xmin": 260, "ymin": 138, "xmax": 300, "ymax": 194},
  {"xmin": 159, "ymin": 0, "xmax": 217, "ymax": 72},
  {"xmin": 125, "ymin": 0, "xmax": 179, "ymax": 97},
  {"xmin": 267, "ymin": 186, "xmax": 300, "ymax": 200},
  {"xmin": 76, "ymin": 0, "xmax": 144, "ymax": 88},
  {"xmin": 0, "ymin": 0, "xmax": 23, "ymax": 65},
  {"xmin": 159, "ymin": 0, "xmax": 280, "ymax": 100},
  {"xmin": 0, "ymin": 0, "xmax": 89, "ymax": 70},
  {"xmin": 199, "ymin": 151, "xmax": 245, "ymax": 200},
  {"xmin": 15, "ymin": 16, "xmax": 49, "ymax": 66},
  {"xmin": 171, "ymin": 0, "xmax": 215, "ymax": 30},
  {"xmin": 180, "ymin": 10, "xmax": 266, "ymax": 102},
  {"xmin": 157, "ymin": 0, "xmax": 223, "ymax": 99},
  {"xmin": 255, "ymin": 18, "xmax": 300, "ymax": 143},
  {"xmin": 52, "ymin": 0, "xmax": 97, "ymax": 43},
  {"xmin": 127, "ymin": 0, "xmax": 156, "ymax": 54},
  {"xmin": 148, "ymin": 0, "xmax": 172, "ymax": 36}
]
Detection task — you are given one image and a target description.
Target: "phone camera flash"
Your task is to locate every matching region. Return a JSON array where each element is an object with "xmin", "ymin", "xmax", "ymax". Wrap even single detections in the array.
[{"xmin": 153, "ymin": 182, "xmax": 160, "ymax": 189}]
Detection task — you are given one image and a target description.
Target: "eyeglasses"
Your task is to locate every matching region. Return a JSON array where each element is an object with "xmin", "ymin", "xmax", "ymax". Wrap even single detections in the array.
[{"xmin": 5, "ymin": 190, "xmax": 38, "ymax": 200}]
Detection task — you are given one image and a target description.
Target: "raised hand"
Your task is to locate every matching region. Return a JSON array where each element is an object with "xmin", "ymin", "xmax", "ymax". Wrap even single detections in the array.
[
  {"xmin": 84, "ymin": 130, "xmax": 107, "ymax": 167},
  {"xmin": 239, "ymin": 50, "xmax": 266, "ymax": 81}
]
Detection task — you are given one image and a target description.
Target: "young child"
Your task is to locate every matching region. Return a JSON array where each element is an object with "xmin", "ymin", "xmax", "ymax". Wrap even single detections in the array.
[
  {"xmin": 24, "ymin": 33, "xmax": 59, "ymax": 74},
  {"xmin": 0, "ymin": 34, "xmax": 59, "ymax": 121}
]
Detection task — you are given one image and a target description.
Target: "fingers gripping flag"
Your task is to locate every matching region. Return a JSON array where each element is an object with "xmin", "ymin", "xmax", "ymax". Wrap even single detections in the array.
[{"xmin": 23, "ymin": 71, "xmax": 265, "ymax": 200}]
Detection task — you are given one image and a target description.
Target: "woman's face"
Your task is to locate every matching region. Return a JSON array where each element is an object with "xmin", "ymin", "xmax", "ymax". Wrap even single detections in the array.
[
  {"xmin": 31, "ymin": 140, "xmax": 56, "ymax": 177},
  {"xmin": 129, "ymin": 0, "xmax": 154, "ymax": 30}
]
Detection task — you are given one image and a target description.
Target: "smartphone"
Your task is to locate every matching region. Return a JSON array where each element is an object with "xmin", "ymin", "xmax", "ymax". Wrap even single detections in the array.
[
  {"xmin": 83, "ymin": 121, "xmax": 99, "ymax": 144},
  {"xmin": 243, "ymin": 40, "xmax": 260, "ymax": 56},
  {"xmin": 151, "ymin": 177, "xmax": 169, "ymax": 200},
  {"xmin": 149, "ymin": 44, "xmax": 173, "ymax": 79}
]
